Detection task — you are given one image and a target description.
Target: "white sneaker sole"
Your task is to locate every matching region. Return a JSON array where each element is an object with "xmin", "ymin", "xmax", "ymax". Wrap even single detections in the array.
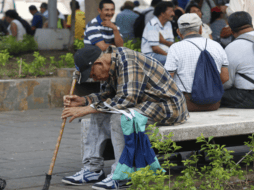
[{"xmin": 61, "ymin": 179, "xmax": 83, "ymax": 186}]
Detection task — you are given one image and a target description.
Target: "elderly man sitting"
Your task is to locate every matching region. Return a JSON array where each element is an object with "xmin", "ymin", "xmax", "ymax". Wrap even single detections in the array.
[
  {"xmin": 221, "ymin": 11, "xmax": 254, "ymax": 108},
  {"xmin": 165, "ymin": 13, "xmax": 229, "ymax": 112},
  {"xmin": 61, "ymin": 45, "xmax": 189, "ymax": 189}
]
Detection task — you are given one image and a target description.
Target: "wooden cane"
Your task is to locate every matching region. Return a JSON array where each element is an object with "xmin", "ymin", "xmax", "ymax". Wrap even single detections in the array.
[{"xmin": 42, "ymin": 71, "xmax": 80, "ymax": 190}]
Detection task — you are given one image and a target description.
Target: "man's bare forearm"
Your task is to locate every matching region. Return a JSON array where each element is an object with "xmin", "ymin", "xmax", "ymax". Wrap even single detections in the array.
[
  {"xmin": 113, "ymin": 29, "xmax": 124, "ymax": 47},
  {"xmin": 159, "ymin": 33, "xmax": 173, "ymax": 47},
  {"xmin": 164, "ymin": 41, "xmax": 173, "ymax": 47},
  {"xmin": 152, "ymin": 46, "xmax": 167, "ymax": 56}
]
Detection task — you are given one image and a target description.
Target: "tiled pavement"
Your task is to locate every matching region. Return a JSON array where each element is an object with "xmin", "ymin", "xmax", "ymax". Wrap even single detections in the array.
[{"xmin": 0, "ymin": 108, "xmax": 113, "ymax": 190}]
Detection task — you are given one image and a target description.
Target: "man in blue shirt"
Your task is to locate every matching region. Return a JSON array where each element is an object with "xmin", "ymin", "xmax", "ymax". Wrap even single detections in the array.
[
  {"xmin": 84, "ymin": 0, "xmax": 123, "ymax": 51},
  {"xmin": 115, "ymin": 1, "xmax": 139, "ymax": 42},
  {"xmin": 29, "ymin": 5, "xmax": 43, "ymax": 35}
]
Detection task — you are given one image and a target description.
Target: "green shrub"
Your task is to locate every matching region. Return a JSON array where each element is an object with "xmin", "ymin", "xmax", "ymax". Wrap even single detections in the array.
[
  {"xmin": 125, "ymin": 124, "xmax": 254, "ymax": 190},
  {"xmin": 124, "ymin": 38, "xmax": 141, "ymax": 52},
  {"xmin": 0, "ymin": 35, "xmax": 38, "ymax": 55},
  {"xmin": 21, "ymin": 52, "xmax": 46, "ymax": 76},
  {"xmin": 74, "ymin": 38, "xmax": 84, "ymax": 50},
  {"xmin": 0, "ymin": 49, "xmax": 12, "ymax": 66},
  {"xmin": 65, "ymin": 53, "xmax": 75, "ymax": 68}
]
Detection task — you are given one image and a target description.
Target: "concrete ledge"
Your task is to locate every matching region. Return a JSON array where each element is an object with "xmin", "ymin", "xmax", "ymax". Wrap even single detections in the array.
[
  {"xmin": 57, "ymin": 68, "xmax": 76, "ymax": 78},
  {"xmin": 159, "ymin": 108, "xmax": 254, "ymax": 142},
  {"xmin": 80, "ymin": 108, "xmax": 254, "ymax": 142},
  {"xmin": 0, "ymin": 78, "xmax": 72, "ymax": 111}
]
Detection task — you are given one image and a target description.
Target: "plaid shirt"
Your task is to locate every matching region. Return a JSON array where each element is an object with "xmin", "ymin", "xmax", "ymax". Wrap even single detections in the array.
[{"xmin": 85, "ymin": 46, "xmax": 189, "ymax": 125}]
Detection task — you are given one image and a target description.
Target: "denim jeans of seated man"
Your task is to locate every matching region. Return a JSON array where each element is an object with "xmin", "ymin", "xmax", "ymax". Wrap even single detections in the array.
[{"xmin": 145, "ymin": 52, "xmax": 166, "ymax": 66}]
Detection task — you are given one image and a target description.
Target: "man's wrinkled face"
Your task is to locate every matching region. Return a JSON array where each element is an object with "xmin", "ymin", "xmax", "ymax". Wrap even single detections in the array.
[
  {"xmin": 190, "ymin": 6, "xmax": 202, "ymax": 19},
  {"xmin": 89, "ymin": 54, "xmax": 111, "ymax": 81},
  {"xmin": 98, "ymin": 3, "xmax": 115, "ymax": 21},
  {"xmin": 163, "ymin": 7, "xmax": 175, "ymax": 21}
]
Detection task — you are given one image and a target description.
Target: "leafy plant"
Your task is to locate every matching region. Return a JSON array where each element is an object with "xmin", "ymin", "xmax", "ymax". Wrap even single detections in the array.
[
  {"xmin": 65, "ymin": 53, "xmax": 75, "ymax": 68},
  {"xmin": 57, "ymin": 55, "xmax": 65, "ymax": 68},
  {"xmin": 21, "ymin": 52, "xmax": 46, "ymax": 76},
  {"xmin": 195, "ymin": 134, "xmax": 242, "ymax": 190},
  {"xmin": 0, "ymin": 49, "xmax": 12, "ymax": 66},
  {"xmin": 124, "ymin": 38, "xmax": 141, "ymax": 52},
  {"xmin": 74, "ymin": 38, "xmax": 84, "ymax": 50},
  {"xmin": 126, "ymin": 123, "xmax": 181, "ymax": 189},
  {"xmin": 125, "ymin": 126, "xmax": 254, "ymax": 190},
  {"xmin": 0, "ymin": 35, "xmax": 38, "ymax": 55},
  {"xmin": 126, "ymin": 166, "xmax": 169, "ymax": 190}
]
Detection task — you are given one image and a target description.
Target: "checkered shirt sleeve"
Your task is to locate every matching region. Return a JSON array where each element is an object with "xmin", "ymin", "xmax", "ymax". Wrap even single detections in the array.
[{"xmin": 86, "ymin": 46, "xmax": 189, "ymax": 125}]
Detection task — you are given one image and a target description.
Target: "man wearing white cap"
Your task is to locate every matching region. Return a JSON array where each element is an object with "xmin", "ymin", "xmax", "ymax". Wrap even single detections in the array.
[{"xmin": 165, "ymin": 13, "xmax": 229, "ymax": 111}]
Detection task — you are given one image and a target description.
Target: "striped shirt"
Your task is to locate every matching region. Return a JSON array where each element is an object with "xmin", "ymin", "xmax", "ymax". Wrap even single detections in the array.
[
  {"xmin": 84, "ymin": 15, "xmax": 121, "ymax": 45},
  {"xmin": 85, "ymin": 46, "xmax": 189, "ymax": 125},
  {"xmin": 141, "ymin": 16, "xmax": 174, "ymax": 54}
]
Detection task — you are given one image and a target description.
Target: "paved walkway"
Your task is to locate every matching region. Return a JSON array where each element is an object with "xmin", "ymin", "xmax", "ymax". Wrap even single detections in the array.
[
  {"xmin": 0, "ymin": 108, "xmax": 113, "ymax": 190},
  {"xmin": 0, "ymin": 108, "xmax": 250, "ymax": 190}
]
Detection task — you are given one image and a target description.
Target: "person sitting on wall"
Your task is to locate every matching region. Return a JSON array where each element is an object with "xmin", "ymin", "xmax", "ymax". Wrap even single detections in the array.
[
  {"xmin": 5, "ymin": 10, "xmax": 27, "ymax": 41},
  {"xmin": 29, "ymin": 5, "xmax": 43, "ymax": 35},
  {"xmin": 115, "ymin": 1, "xmax": 139, "ymax": 42},
  {"xmin": 185, "ymin": 2, "xmax": 213, "ymax": 39},
  {"xmin": 221, "ymin": 11, "xmax": 254, "ymax": 108},
  {"xmin": 141, "ymin": 1, "xmax": 175, "ymax": 65},
  {"xmin": 165, "ymin": 13, "xmax": 229, "ymax": 111},
  {"xmin": 84, "ymin": 0, "xmax": 123, "ymax": 51},
  {"xmin": 61, "ymin": 44, "xmax": 189, "ymax": 189},
  {"xmin": 40, "ymin": 3, "xmax": 48, "ymax": 20}
]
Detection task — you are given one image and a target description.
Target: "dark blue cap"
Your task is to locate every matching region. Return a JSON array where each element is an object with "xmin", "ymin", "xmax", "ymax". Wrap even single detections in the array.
[{"xmin": 74, "ymin": 45, "xmax": 102, "ymax": 83}]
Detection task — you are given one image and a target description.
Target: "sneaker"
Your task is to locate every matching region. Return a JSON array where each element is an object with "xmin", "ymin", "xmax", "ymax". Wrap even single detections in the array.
[
  {"xmin": 92, "ymin": 173, "xmax": 130, "ymax": 190},
  {"xmin": 62, "ymin": 168, "xmax": 105, "ymax": 185}
]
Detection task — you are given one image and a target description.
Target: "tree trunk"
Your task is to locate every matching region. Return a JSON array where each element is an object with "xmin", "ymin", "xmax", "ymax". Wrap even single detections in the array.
[
  {"xmin": 85, "ymin": 0, "xmax": 101, "ymax": 24},
  {"xmin": 68, "ymin": 0, "xmax": 76, "ymax": 51}
]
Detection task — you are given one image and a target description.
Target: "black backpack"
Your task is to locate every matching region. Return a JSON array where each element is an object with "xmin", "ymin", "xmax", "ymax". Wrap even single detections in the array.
[{"xmin": 133, "ymin": 9, "xmax": 153, "ymax": 39}]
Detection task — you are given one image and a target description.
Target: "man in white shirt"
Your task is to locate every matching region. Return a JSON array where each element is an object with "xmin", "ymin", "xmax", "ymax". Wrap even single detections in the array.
[
  {"xmin": 141, "ymin": 1, "xmax": 175, "ymax": 65},
  {"xmin": 142, "ymin": 0, "xmax": 162, "ymax": 26},
  {"xmin": 165, "ymin": 13, "xmax": 229, "ymax": 111},
  {"xmin": 221, "ymin": 11, "xmax": 254, "ymax": 108}
]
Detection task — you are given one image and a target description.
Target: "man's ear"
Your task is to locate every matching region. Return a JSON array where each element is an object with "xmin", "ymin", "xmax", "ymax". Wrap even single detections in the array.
[
  {"xmin": 199, "ymin": 25, "xmax": 202, "ymax": 34},
  {"xmin": 97, "ymin": 8, "xmax": 101, "ymax": 14},
  {"xmin": 177, "ymin": 28, "xmax": 183, "ymax": 39}
]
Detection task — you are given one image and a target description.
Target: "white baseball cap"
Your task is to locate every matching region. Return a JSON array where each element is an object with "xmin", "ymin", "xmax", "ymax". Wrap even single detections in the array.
[{"xmin": 178, "ymin": 13, "xmax": 202, "ymax": 29}]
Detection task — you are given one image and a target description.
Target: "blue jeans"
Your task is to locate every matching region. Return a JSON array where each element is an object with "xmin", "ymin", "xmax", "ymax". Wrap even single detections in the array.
[{"xmin": 145, "ymin": 52, "xmax": 166, "ymax": 66}]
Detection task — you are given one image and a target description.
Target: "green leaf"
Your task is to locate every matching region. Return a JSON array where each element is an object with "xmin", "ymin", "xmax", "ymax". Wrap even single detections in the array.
[{"xmin": 208, "ymin": 136, "xmax": 214, "ymax": 143}]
